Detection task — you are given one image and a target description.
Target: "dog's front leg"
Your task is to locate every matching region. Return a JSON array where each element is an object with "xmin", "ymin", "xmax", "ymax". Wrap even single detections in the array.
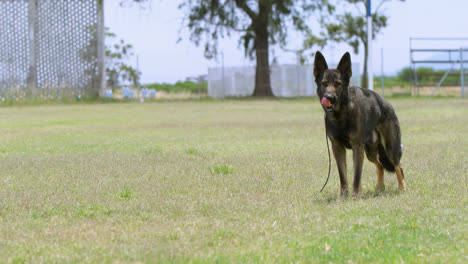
[
  {"xmin": 331, "ymin": 142, "xmax": 348, "ymax": 196},
  {"xmin": 352, "ymin": 144, "xmax": 364, "ymax": 196}
]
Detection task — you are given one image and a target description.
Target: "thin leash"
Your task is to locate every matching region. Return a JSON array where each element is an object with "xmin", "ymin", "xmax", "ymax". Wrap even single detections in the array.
[{"xmin": 320, "ymin": 113, "xmax": 332, "ymax": 192}]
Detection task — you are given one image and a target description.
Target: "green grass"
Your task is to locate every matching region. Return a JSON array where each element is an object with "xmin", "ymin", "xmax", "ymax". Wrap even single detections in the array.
[
  {"xmin": 0, "ymin": 98, "xmax": 466, "ymax": 263},
  {"xmin": 210, "ymin": 165, "xmax": 236, "ymax": 175}
]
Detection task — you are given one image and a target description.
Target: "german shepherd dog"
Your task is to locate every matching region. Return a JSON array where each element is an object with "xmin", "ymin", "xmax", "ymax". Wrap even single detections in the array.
[{"xmin": 313, "ymin": 51, "xmax": 407, "ymax": 196}]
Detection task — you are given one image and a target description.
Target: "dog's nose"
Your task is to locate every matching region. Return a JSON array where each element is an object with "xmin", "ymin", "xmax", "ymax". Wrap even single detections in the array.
[{"xmin": 324, "ymin": 94, "xmax": 336, "ymax": 103}]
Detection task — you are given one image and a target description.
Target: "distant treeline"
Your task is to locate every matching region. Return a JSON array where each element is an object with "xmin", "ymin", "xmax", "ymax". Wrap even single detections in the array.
[
  {"xmin": 140, "ymin": 67, "xmax": 464, "ymax": 94},
  {"xmin": 144, "ymin": 81, "xmax": 207, "ymax": 93},
  {"xmin": 396, "ymin": 67, "xmax": 465, "ymax": 86}
]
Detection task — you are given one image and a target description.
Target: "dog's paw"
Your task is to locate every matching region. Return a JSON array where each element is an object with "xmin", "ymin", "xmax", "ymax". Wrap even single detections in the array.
[{"xmin": 376, "ymin": 184, "xmax": 385, "ymax": 192}]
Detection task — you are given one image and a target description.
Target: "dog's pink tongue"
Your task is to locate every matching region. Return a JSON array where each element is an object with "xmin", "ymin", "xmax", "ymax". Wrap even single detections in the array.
[{"xmin": 321, "ymin": 97, "xmax": 332, "ymax": 108}]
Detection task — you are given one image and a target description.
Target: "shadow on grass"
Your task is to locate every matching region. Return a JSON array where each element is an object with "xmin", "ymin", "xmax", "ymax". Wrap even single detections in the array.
[{"xmin": 314, "ymin": 187, "xmax": 406, "ymax": 204}]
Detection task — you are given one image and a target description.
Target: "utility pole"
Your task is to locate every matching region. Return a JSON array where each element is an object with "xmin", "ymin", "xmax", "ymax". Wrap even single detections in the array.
[{"xmin": 367, "ymin": 0, "xmax": 374, "ymax": 91}]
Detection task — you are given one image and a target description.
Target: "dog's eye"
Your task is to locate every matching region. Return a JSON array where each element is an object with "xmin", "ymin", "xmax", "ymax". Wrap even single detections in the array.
[
  {"xmin": 321, "ymin": 82, "xmax": 328, "ymax": 86},
  {"xmin": 334, "ymin": 81, "xmax": 342, "ymax": 86}
]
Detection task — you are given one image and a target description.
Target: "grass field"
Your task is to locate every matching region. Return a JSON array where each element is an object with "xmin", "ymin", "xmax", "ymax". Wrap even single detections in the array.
[{"xmin": 0, "ymin": 98, "xmax": 466, "ymax": 263}]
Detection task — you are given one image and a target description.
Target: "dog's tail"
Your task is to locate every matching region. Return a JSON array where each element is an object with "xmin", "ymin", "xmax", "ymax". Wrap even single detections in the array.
[{"xmin": 378, "ymin": 144, "xmax": 396, "ymax": 172}]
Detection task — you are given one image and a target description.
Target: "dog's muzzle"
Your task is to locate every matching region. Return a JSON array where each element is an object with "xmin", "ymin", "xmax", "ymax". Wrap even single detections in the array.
[{"xmin": 321, "ymin": 96, "xmax": 336, "ymax": 112}]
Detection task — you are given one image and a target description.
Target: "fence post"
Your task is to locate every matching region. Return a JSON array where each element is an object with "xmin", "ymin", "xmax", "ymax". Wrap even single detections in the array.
[
  {"xmin": 221, "ymin": 51, "xmax": 225, "ymax": 99},
  {"xmin": 461, "ymin": 47, "xmax": 465, "ymax": 98},
  {"xmin": 137, "ymin": 55, "xmax": 141, "ymax": 102},
  {"xmin": 27, "ymin": 0, "xmax": 37, "ymax": 97},
  {"xmin": 381, "ymin": 47, "xmax": 384, "ymax": 96},
  {"xmin": 296, "ymin": 51, "xmax": 301, "ymax": 99},
  {"xmin": 97, "ymin": 0, "xmax": 106, "ymax": 97}
]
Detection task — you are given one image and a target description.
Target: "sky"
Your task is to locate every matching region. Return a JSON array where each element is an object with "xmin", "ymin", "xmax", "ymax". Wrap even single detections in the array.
[{"xmin": 104, "ymin": 0, "xmax": 468, "ymax": 84}]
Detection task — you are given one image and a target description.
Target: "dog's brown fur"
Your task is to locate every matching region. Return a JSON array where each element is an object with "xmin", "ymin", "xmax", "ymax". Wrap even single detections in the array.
[{"xmin": 314, "ymin": 51, "xmax": 407, "ymax": 196}]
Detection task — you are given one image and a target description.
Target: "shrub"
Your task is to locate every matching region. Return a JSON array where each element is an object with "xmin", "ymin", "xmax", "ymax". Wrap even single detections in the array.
[{"xmin": 145, "ymin": 81, "xmax": 207, "ymax": 94}]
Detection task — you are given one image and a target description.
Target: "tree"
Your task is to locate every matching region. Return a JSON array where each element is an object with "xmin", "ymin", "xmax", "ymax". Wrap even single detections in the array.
[
  {"xmin": 105, "ymin": 29, "xmax": 140, "ymax": 89},
  {"xmin": 316, "ymin": 0, "xmax": 404, "ymax": 88},
  {"xmin": 178, "ymin": 0, "xmax": 332, "ymax": 96}
]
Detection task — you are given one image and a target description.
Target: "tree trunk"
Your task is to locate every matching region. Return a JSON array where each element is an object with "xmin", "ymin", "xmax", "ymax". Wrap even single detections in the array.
[
  {"xmin": 253, "ymin": 1, "xmax": 273, "ymax": 96},
  {"xmin": 253, "ymin": 30, "xmax": 273, "ymax": 96}
]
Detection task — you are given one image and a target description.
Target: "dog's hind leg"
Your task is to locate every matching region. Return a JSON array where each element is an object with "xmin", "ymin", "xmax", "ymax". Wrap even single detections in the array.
[
  {"xmin": 331, "ymin": 142, "xmax": 348, "ymax": 196},
  {"xmin": 375, "ymin": 164, "xmax": 385, "ymax": 191},
  {"xmin": 365, "ymin": 142, "xmax": 385, "ymax": 191},
  {"xmin": 380, "ymin": 119, "xmax": 407, "ymax": 190},
  {"xmin": 395, "ymin": 165, "xmax": 407, "ymax": 190}
]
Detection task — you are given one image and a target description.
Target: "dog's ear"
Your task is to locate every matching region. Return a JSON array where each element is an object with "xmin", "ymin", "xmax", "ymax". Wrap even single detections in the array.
[
  {"xmin": 313, "ymin": 51, "xmax": 328, "ymax": 79},
  {"xmin": 337, "ymin": 52, "xmax": 352, "ymax": 79}
]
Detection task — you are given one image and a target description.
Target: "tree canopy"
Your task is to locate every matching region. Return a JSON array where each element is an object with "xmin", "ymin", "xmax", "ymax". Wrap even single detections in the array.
[
  {"xmin": 312, "ymin": 0, "xmax": 405, "ymax": 88},
  {"xmin": 105, "ymin": 29, "xmax": 140, "ymax": 89},
  {"xmin": 179, "ymin": 0, "xmax": 332, "ymax": 96}
]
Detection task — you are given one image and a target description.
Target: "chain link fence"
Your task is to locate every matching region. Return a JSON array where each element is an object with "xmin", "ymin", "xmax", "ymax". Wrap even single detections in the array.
[
  {"xmin": 208, "ymin": 63, "xmax": 360, "ymax": 98},
  {"xmin": 0, "ymin": 0, "xmax": 105, "ymax": 102}
]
